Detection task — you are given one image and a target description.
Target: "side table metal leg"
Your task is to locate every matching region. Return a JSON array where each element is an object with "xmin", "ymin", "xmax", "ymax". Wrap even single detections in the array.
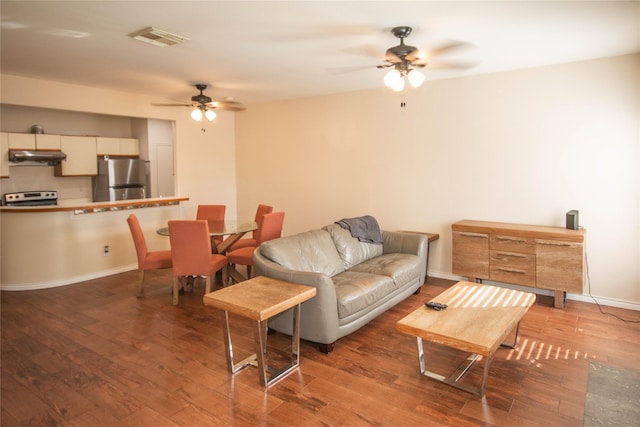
[
  {"xmin": 221, "ymin": 311, "xmax": 235, "ymax": 373},
  {"xmin": 291, "ymin": 304, "xmax": 301, "ymax": 366},
  {"xmin": 254, "ymin": 319, "xmax": 268, "ymax": 386},
  {"xmin": 221, "ymin": 310, "xmax": 257, "ymax": 374}
]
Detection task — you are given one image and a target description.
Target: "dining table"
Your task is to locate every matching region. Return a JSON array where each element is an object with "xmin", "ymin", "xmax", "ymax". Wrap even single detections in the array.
[{"xmin": 157, "ymin": 219, "xmax": 258, "ymax": 255}]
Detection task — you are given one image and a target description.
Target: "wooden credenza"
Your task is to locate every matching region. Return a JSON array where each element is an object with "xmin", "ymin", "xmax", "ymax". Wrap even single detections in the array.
[{"xmin": 452, "ymin": 220, "xmax": 586, "ymax": 308}]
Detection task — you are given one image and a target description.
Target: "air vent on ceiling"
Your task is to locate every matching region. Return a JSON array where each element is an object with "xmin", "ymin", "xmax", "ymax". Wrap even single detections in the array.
[{"xmin": 129, "ymin": 27, "xmax": 189, "ymax": 47}]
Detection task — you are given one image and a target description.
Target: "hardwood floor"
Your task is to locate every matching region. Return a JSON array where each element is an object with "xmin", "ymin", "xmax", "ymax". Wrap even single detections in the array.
[{"xmin": 2, "ymin": 271, "xmax": 639, "ymax": 426}]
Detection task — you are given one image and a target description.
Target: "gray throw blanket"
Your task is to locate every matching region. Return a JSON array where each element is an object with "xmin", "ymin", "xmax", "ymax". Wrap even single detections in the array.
[{"xmin": 335, "ymin": 215, "xmax": 383, "ymax": 244}]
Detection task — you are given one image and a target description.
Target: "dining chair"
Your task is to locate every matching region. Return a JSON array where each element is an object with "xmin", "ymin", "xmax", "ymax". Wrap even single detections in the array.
[
  {"xmin": 228, "ymin": 204, "xmax": 274, "ymax": 251},
  {"xmin": 227, "ymin": 211, "xmax": 285, "ymax": 283},
  {"xmin": 168, "ymin": 219, "xmax": 228, "ymax": 305},
  {"xmin": 126, "ymin": 214, "xmax": 173, "ymax": 297},
  {"xmin": 196, "ymin": 204, "xmax": 226, "ymax": 247}
]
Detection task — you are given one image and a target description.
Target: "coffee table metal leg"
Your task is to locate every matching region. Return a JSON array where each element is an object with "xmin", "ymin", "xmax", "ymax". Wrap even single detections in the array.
[
  {"xmin": 501, "ymin": 321, "xmax": 521, "ymax": 349},
  {"xmin": 416, "ymin": 337, "xmax": 493, "ymax": 397}
]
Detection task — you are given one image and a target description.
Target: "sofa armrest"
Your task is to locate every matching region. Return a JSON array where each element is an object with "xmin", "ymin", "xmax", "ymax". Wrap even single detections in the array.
[
  {"xmin": 382, "ymin": 231, "xmax": 429, "ymax": 284},
  {"xmin": 382, "ymin": 230, "xmax": 428, "ymax": 256}
]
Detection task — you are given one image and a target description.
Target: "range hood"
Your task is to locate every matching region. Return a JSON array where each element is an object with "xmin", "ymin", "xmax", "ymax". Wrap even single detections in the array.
[{"xmin": 9, "ymin": 150, "xmax": 67, "ymax": 166}]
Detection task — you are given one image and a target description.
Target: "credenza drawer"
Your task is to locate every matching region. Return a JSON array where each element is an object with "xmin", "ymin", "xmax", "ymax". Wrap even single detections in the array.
[
  {"xmin": 490, "ymin": 250, "xmax": 535, "ymax": 270},
  {"xmin": 490, "ymin": 235, "xmax": 536, "ymax": 254},
  {"xmin": 490, "ymin": 265, "xmax": 536, "ymax": 287}
]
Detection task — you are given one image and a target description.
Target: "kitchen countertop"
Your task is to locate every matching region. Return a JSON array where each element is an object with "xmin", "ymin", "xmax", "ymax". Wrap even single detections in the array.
[{"xmin": 0, "ymin": 196, "xmax": 189, "ymax": 213}]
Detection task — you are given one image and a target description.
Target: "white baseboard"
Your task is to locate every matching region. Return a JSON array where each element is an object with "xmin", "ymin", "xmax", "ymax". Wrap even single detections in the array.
[
  {"xmin": 0, "ymin": 264, "xmax": 137, "ymax": 291},
  {"xmin": 427, "ymin": 271, "xmax": 640, "ymax": 312}
]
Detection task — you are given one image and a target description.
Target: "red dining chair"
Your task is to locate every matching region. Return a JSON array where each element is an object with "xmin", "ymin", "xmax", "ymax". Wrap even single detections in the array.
[
  {"xmin": 126, "ymin": 214, "xmax": 173, "ymax": 297},
  {"xmin": 227, "ymin": 211, "xmax": 285, "ymax": 282},
  {"xmin": 228, "ymin": 204, "xmax": 273, "ymax": 251},
  {"xmin": 168, "ymin": 220, "xmax": 228, "ymax": 305},
  {"xmin": 196, "ymin": 204, "xmax": 226, "ymax": 247}
]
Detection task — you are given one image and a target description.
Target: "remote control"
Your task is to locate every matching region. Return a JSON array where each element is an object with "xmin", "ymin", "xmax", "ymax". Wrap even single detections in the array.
[{"xmin": 425, "ymin": 301, "xmax": 448, "ymax": 311}]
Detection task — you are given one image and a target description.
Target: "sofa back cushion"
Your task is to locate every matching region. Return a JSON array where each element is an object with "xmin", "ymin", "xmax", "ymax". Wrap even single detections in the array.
[
  {"xmin": 323, "ymin": 223, "xmax": 383, "ymax": 270},
  {"xmin": 259, "ymin": 229, "xmax": 345, "ymax": 277}
]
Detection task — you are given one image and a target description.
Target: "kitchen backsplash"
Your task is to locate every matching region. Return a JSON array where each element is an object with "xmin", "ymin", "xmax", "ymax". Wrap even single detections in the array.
[{"xmin": 1, "ymin": 165, "xmax": 92, "ymax": 201}]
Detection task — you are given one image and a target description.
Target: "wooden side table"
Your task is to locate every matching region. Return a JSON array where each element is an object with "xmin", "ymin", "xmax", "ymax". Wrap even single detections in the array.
[
  {"xmin": 398, "ymin": 231, "xmax": 439, "ymax": 277},
  {"xmin": 203, "ymin": 276, "xmax": 316, "ymax": 387}
]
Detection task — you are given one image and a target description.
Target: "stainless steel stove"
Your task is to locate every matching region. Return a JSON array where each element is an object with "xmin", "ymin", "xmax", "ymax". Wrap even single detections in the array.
[{"xmin": 3, "ymin": 191, "xmax": 58, "ymax": 206}]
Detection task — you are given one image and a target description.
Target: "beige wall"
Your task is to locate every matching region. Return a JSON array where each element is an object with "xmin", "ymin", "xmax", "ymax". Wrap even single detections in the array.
[{"xmin": 236, "ymin": 54, "xmax": 640, "ymax": 306}]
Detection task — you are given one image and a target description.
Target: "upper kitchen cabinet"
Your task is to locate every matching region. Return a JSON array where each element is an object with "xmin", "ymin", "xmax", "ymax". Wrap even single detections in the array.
[
  {"xmin": 55, "ymin": 136, "xmax": 97, "ymax": 176},
  {"xmin": 6, "ymin": 133, "xmax": 61, "ymax": 150},
  {"xmin": 36, "ymin": 134, "xmax": 61, "ymax": 150},
  {"xmin": 7, "ymin": 133, "xmax": 35, "ymax": 149},
  {"xmin": 96, "ymin": 137, "xmax": 139, "ymax": 156},
  {"xmin": 1, "ymin": 133, "xmax": 9, "ymax": 178}
]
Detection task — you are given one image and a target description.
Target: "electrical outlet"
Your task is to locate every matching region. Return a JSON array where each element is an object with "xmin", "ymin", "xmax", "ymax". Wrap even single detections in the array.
[{"xmin": 103, "ymin": 245, "xmax": 110, "ymax": 256}]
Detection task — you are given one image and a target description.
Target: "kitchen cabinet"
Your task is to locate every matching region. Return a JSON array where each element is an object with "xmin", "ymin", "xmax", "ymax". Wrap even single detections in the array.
[
  {"xmin": 35, "ymin": 134, "xmax": 61, "ymax": 150},
  {"xmin": 7, "ymin": 133, "xmax": 36, "ymax": 149},
  {"xmin": 452, "ymin": 220, "xmax": 586, "ymax": 308},
  {"xmin": 96, "ymin": 137, "xmax": 139, "ymax": 156},
  {"xmin": 1, "ymin": 133, "xmax": 9, "ymax": 178},
  {"xmin": 5, "ymin": 133, "xmax": 61, "ymax": 150},
  {"xmin": 55, "ymin": 136, "xmax": 97, "ymax": 176}
]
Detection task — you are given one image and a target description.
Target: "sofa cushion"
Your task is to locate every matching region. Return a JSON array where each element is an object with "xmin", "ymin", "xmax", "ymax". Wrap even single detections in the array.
[
  {"xmin": 332, "ymin": 271, "xmax": 396, "ymax": 319},
  {"xmin": 323, "ymin": 223, "xmax": 383, "ymax": 270},
  {"xmin": 259, "ymin": 229, "xmax": 345, "ymax": 277},
  {"xmin": 349, "ymin": 253, "xmax": 422, "ymax": 289}
]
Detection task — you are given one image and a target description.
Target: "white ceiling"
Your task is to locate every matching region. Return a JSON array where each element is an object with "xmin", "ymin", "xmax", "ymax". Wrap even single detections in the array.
[{"xmin": 1, "ymin": 1, "xmax": 639, "ymax": 107}]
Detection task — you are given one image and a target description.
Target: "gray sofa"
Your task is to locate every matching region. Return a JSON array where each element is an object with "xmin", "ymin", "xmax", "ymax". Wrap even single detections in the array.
[{"xmin": 253, "ymin": 222, "xmax": 428, "ymax": 353}]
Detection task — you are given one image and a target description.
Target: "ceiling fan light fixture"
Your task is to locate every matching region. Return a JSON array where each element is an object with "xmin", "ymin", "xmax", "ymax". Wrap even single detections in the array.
[
  {"xmin": 205, "ymin": 109, "xmax": 216, "ymax": 121},
  {"xmin": 384, "ymin": 69, "xmax": 404, "ymax": 92},
  {"xmin": 407, "ymin": 69, "xmax": 425, "ymax": 88},
  {"xmin": 191, "ymin": 107, "xmax": 203, "ymax": 121}
]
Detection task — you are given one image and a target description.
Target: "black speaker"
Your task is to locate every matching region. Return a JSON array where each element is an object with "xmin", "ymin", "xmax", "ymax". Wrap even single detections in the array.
[{"xmin": 566, "ymin": 210, "xmax": 579, "ymax": 230}]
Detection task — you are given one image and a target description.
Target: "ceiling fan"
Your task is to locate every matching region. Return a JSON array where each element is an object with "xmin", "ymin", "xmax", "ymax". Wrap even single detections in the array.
[
  {"xmin": 376, "ymin": 26, "xmax": 476, "ymax": 92},
  {"xmin": 154, "ymin": 84, "xmax": 245, "ymax": 121}
]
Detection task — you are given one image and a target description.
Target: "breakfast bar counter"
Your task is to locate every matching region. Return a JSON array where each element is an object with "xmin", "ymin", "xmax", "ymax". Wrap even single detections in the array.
[
  {"xmin": 0, "ymin": 196, "xmax": 189, "ymax": 213},
  {"xmin": 0, "ymin": 197, "xmax": 189, "ymax": 290}
]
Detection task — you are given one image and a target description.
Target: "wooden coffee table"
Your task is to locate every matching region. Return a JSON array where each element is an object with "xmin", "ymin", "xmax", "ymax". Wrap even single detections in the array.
[
  {"xmin": 397, "ymin": 281, "xmax": 535, "ymax": 396},
  {"xmin": 203, "ymin": 276, "xmax": 316, "ymax": 387}
]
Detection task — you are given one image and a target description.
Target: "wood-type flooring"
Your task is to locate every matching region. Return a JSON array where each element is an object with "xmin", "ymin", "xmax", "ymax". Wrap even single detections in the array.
[{"xmin": 2, "ymin": 271, "xmax": 639, "ymax": 426}]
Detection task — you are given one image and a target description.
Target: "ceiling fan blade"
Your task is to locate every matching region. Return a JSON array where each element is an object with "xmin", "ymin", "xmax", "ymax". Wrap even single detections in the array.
[
  {"xmin": 425, "ymin": 40, "xmax": 475, "ymax": 59},
  {"xmin": 327, "ymin": 64, "xmax": 375, "ymax": 74},
  {"xmin": 427, "ymin": 59, "xmax": 480, "ymax": 70},
  {"xmin": 152, "ymin": 102, "xmax": 192, "ymax": 107},
  {"xmin": 207, "ymin": 100, "xmax": 246, "ymax": 111},
  {"xmin": 341, "ymin": 43, "xmax": 385, "ymax": 60}
]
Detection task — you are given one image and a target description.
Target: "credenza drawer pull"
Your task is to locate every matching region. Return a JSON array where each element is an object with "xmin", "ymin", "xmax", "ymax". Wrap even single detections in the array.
[
  {"xmin": 496, "ymin": 268, "xmax": 526, "ymax": 275},
  {"xmin": 460, "ymin": 233, "xmax": 487, "ymax": 238},
  {"xmin": 538, "ymin": 241, "xmax": 572, "ymax": 247},
  {"xmin": 496, "ymin": 237, "xmax": 527, "ymax": 243},
  {"xmin": 496, "ymin": 252, "xmax": 527, "ymax": 259}
]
